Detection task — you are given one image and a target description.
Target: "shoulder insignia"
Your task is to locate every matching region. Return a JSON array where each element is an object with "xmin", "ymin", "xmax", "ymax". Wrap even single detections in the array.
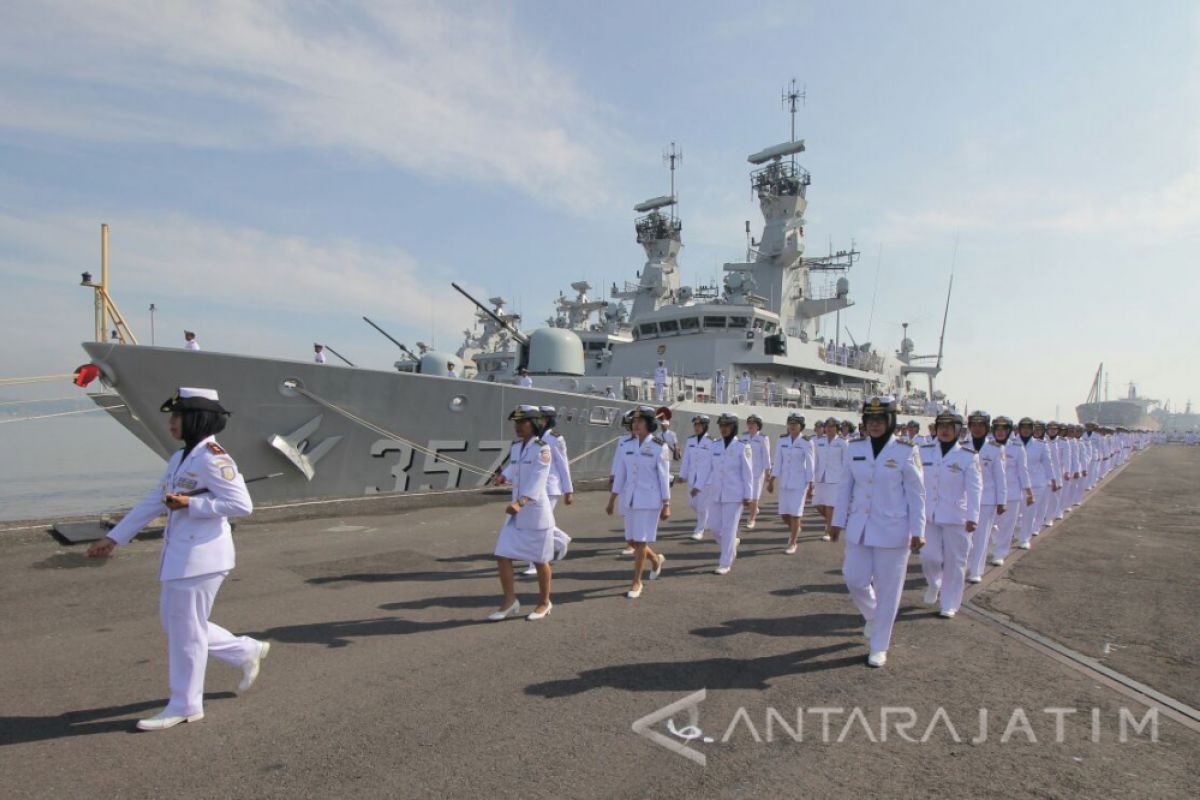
[
  {"xmin": 207, "ymin": 442, "xmax": 227, "ymax": 455},
  {"xmin": 651, "ymin": 435, "xmax": 665, "ymax": 445},
  {"xmin": 212, "ymin": 457, "xmax": 237, "ymax": 481},
  {"xmin": 539, "ymin": 447, "xmax": 552, "ymax": 465},
  {"xmin": 920, "ymin": 443, "xmax": 936, "ymax": 448},
  {"xmin": 895, "ymin": 439, "xmax": 915, "ymax": 446},
  {"xmin": 534, "ymin": 437, "xmax": 546, "ymax": 446}
]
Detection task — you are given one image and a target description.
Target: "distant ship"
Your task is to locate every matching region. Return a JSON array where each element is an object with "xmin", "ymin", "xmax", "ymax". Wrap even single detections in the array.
[{"xmin": 1075, "ymin": 363, "xmax": 1159, "ymax": 430}]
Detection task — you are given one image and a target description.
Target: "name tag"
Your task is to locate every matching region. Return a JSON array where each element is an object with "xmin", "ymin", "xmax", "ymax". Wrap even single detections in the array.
[
  {"xmin": 176, "ymin": 477, "xmax": 198, "ymax": 491},
  {"xmin": 922, "ymin": 462, "xmax": 932, "ymax": 466},
  {"xmin": 853, "ymin": 456, "xmax": 866, "ymax": 461}
]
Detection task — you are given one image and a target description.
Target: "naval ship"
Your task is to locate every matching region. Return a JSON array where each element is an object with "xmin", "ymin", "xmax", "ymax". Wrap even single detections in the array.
[
  {"xmin": 1075, "ymin": 363, "xmax": 1160, "ymax": 430},
  {"xmin": 77, "ymin": 102, "xmax": 956, "ymax": 507}
]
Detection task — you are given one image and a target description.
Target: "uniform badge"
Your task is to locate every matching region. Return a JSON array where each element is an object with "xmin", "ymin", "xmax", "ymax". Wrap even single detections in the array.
[
  {"xmin": 885, "ymin": 458, "xmax": 897, "ymax": 468},
  {"xmin": 213, "ymin": 458, "xmax": 237, "ymax": 481},
  {"xmin": 540, "ymin": 447, "xmax": 552, "ymax": 465},
  {"xmin": 948, "ymin": 463, "xmax": 962, "ymax": 473}
]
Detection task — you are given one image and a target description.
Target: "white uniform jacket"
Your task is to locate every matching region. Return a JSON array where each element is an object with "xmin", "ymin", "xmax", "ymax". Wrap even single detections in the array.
[
  {"xmin": 703, "ymin": 436, "xmax": 754, "ymax": 503},
  {"xmin": 744, "ymin": 432, "xmax": 772, "ymax": 475},
  {"xmin": 501, "ymin": 438, "xmax": 554, "ymax": 529},
  {"xmin": 961, "ymin": 438, "xmax": 1007, "ymax": 506},
  {"xmin": 771, "ymin": 434, "xmax": 815, "ymax": 490},
  {"xmin": 919, "ymin": 441, "xmax": 983, "ymax": 525},
  {"xmin": 107, "ymin": 436, "xmax": 253, "ymax": 581},
  {"xmin": 541, "ymin": 429, "xmax": 574, "ymax": 497},
  {"xmin": 611, "ymin": 434, "xmax": 671, "ymax": 511},
  {"xmin": 1022, "ymin": 437, "xmax": 1057, "ymax": 488},
  {"xmin": 680, "ymin": 435, "xmax": 715, "ymax": 486},
  {"xmin": 813, "ymin": 436, "xmax": 848, "ymax": 483},
  {"xmin": 997, "ymin": 437, "xmax": 1032, "ymax": 501},
  {"xmin": 832, "ymin": 437, "xmax": 926, "ymax": 548}
]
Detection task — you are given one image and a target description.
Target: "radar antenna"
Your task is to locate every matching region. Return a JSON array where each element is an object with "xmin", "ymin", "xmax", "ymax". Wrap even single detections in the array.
[
  {"xmin": 781, "ymin": 78, "xmax": 806, "ymax": 163},
  {"xmin": 663, "ymin": 142, "xmax": 683, "ymax": 222}
]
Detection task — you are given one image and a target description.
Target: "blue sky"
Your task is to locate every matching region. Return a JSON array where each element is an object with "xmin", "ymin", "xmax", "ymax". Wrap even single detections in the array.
[{"xmin": 2, "ymin": 0, "xmax": 1197, "ymax": 419}]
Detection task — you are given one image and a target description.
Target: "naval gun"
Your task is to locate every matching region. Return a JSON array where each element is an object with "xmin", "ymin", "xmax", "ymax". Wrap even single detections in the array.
[
  {"xmin": 362, "ymin": 315, "xmax": 462, "ymax": 376},
  {"xmin": 452, "ymin": 282, "xmax": 584, "ymax": 377}
]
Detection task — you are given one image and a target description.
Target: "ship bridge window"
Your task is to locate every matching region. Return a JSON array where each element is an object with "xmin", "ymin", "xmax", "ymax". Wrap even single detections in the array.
[
  {"xmin": 728, "ymin": 316, "xmax": 750, "ymax": 329},
  {"xmin": 659, "ymin": 319, "xmax": 679, "ymax": 333},
  {"xmin": 639, "ymin": 323, "xmax": 659, "ymax": 336},
  {"xmin": 586, "ymin": 341, "xmax": 606, "ymax": 351},
  {"xmin": 763, "ymin": 322, "xmax": 778, "ymax": 334},
  {"xmin": 680, "ymin": 317, "xmax": 699, "ymax": 331},
  {"xmin": 703, "ymin": 316, "xmax": 727, "ymax": 328}
]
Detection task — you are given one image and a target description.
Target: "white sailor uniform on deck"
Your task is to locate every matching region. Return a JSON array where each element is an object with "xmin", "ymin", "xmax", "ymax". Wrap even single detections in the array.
[
  {"xmin": 962, "ymin": 437, "xmax": 1006, "ymax": 579},
  {"xmin": 680, "ymin": 434, "xmax": 716, "ymax": 534},
  {"xmin": 494, "ymin": 438, "xmax": 555, "ymax": 563},
  {"xmin": 833, "ymin": 436, "xmax": 926, "ymax": 655},
  {"xmin": 611, "ymin": 434, "xmax": 671, "ymax": 542},
  {"xmin": 654, "ymin": 365, "xmax": 668, "ymax": 402},
  {"xmin": 812, "ymin": 435, "xmax": 848, "ymax": 506},
  {"xmin": 703, "ymin": 436, "xmax": 754, "ymax": 569},
  {"xmin": 992, "ymin": 438, "xmax": 1031, "ymax": 561},
  {"xmin": 184, "ymin": 339, "xmax": 200, "ymax": 351},
  {"xmin": 772, "ymin": 433, "xmax": 815, "ymax": 516},
  {"xmin": 919, "ymin": 440, "xmax": 982, "ymax": 614},
  {"xmin": 106, "ymin": 434, "xmax": 257, "ymax": 718}
]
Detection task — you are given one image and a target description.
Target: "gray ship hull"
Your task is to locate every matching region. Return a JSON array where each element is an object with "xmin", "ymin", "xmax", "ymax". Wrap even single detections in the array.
[{"xmin": 82, "ymin": 343, "xmax": 943, "ymax": 506}]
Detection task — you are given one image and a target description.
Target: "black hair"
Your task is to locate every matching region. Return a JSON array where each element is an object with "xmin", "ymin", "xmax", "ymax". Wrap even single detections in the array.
[{"xmin": 179, "ymin": 409, "xmax": 228, "ymax": 456}]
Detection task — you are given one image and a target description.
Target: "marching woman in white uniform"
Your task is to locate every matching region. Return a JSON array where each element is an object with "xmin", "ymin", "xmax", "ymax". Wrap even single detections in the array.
[
  {"xmin": 988, "ymin": 415, "xmax": 1033, "ymax": 566},
  {"xmin": 607, "ymin": 406, "xmax": 670, "ymax": 598},
  {"xmin": 743, "ymin": 414, "xmax": 772, "ymax": 529},
  {"xmin": 680, "ymin": 414, "xmax": 715, "ymax": 540},
  {"xmin": 830, "ymin": 396, "xmax": 925, "ymax": 668},
  {"xmin": 86, "ymin": 388, "xmax": 266, "ymax": 731},
  {"xmin": 961, "ymin": 411, "xmax": 1006, "ymax": 584},
  {"xmin": 702, "ymin": 413, "xmax": 754, "ymax": 575},
  {"xmin": 519, "ymin": 406, "xmax": 573, "ymax": 576},
  {"xmin": 918, "ymin": 412, "xmax": 983, "ymax": 619},
  {"xmin": 1016, "ymin": 418, "xmax": 1059, "ymax": 549},
  {"xmin": 813, "ymin": 416, "xmax": 848, "ymax": 542},
  {"xmin": 489, "ymin": 405, "xmax": 556, "ymax": 621},
  {"xmin": 769, "ymin": 412, "xmax": 815, "ymax": 554}
]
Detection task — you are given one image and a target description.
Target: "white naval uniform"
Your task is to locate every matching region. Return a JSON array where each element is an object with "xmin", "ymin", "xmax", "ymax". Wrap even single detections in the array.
[
  {"xmin": 745, "ymin": 431, "xmax": 772, "ymax": 504},
  {"xmin": 714, "ymin": 373, "xmax": 726, "ymax": 403},
  {"xmin": 1048, "ymin": 436, "xmax": 1071, "ymax": 521},
  {"xmin": 184, "ymin": 339, "xmax": 200, "ymax": 351},
  {"xmin": 662, "ymin": 429, "xmax": 679, "ymax": 462},
  {"xmin": 991, "ymin": 437, "xmax": 1031, "ymax": 561},
  {"xmin": 542, "ymin": 429, "xmax": 574, "ymax": 554},
  {"xmin": 516, "ymin": 375, "xmax": 533, "ymax": 388},
  {"xmin": 654, "ymin": 366, "xmax": 668, "ymax": 402},
  {"xmin": 812, "ymin": 435, "xmax": 848, "ymax": 506},
  {"xmin": 833, "ymin": 436, "xmax": 926, "ymax": 655},
  {"xmin": 105, "ymin": 436, "xmax": 256, "ymax": 718},
  {"xmin": 680, "ymin": 434, "xmax": 716, "ymax": 534},
  {"xmin": 737, "ymin": 375, "xmax": 752, "ymax": 402},
  {"xmin": 314, "ymin": 350, "xmax": 327, "ymax": 364},
  {"xmin": 494, "ymin": 438, "xmax": 555, "ymax": 563},
  {"xmin": 1019, "ymin": 436, "xmax": 1056, "ymax": 545},
  {"xmin": 611, "ymin": 434, "xmax": 671, "ymax": 542},
  {"xmin": 771, "ymin": 433, "xmax": 815, "ymax": 516},
  {"xmin": 918, "ymin": 440, "xmax": 982, "ymax": 614},
  {"xmin": 961, "ymin": 437, "xmax": 1006, "ymax": 579},
  {"xmin": 702, "ymin": 436, "xmax": 754, "ymax": 569}
]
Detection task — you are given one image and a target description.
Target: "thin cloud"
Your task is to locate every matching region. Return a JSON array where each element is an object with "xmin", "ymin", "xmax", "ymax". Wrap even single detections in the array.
[{"xmin": 0, "ymin": 0, "xmax": 620, "ymax": 212}]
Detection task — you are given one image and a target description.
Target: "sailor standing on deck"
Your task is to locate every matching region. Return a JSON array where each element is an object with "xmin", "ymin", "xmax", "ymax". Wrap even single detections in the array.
[
  {"xmin": 1016, "ymin": 418, "xmax": 1058, "ymax": 549},
  {"xmin": 654, "ymin": 360, "xmax": 669, "ymax": 402},
  {"xmin": 489, "ymin": 405, "xmax": 556, "ymax": 621},
  {"xmin": 918, "ymin": 411, "xmax": 982, "ymax": 619},
  {"xmin": 183, "ymin": 330, "xmax": 200, "ymax": 351},
  {"xmin": 714, "ymin": 370, "xmax": 727, "ymax": 404},
  {"xmin": 961, "ymin": 411, "xmax": 1006, "ymax": 584},
  {"xmin": 743, "ymin": 414, "xmax": 772, "ymax": 529},
  {"xmin": 737, "ymin": 371, "xmax": 752, "ymax": 404},
  {"xmin": 519, "ymin": 406, "xmax": 574, "ymax": 576},
  {"xmin": 988, "ymin": 416, "xmax": 1033, "ymax": 566},
  {"xmin": 830, "ymin": 396, "xmax": 926, "ymax": 668},
  {"xmin": 515, "ymin": 367, "xmax": 533, "ymax": 388},
  {"xmin": 606, "ymin": 406, "xmax": 670, "ymax": 598},
  {"xmin": 813, "ymin": 416, "xmax": 848, "ymax": 542},
  {"xmin": 702, "ymin": 412, "xmax": 754, "ymax": 575},
  {"xmin": 314, "ymin": 344, "xmax": 326, "ymax": 364},
  {"xmin": 86, "ymin": 388, "xmax": 266, "ymax": 731},
  {"xmin": 680, "ymin": 415, "xmax": 715, "ymax": 540},
  {"xmin": 769, "ymin": 412, "xmax": 815, "ymax": 554},
  {"xmin": 660, "ymin": 415, "xmax": 679, "ymax": 461}
]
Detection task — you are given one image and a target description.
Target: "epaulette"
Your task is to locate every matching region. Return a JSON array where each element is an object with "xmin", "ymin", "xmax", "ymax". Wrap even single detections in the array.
[
  {"xmin": 534, "ymin": 437, "xmax": 547, "ymax": 446},
  {"xmin": 894, "ymin": 439, "xmax": 915, "ymax": 446},
  {"xmin": 849, "ymin": 434, "xmax": 865, "ymax": 442},
  {"xmin": 919, "ymin": 443, "xmax": 936, "ymax": 448},
  {"xmin": 207, "ymin": 442, "xmax": 227, "ymax": 455}
]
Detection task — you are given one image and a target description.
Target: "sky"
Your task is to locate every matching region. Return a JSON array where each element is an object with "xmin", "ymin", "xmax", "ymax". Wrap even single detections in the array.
[{"xmin": 1, "ymin": 0, "xmax": 1198, "ymax": 420}]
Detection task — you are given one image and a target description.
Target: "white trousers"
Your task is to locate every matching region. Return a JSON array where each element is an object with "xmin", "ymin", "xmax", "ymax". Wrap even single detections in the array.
[
  {"xmin": 711, "ymin": 502, "xmax": 744, "ymax": 569},
  {"xmin": 922, "ymin": 522, "xmax": 971, "ymax": 613},
  {"xmin": 687, "ymin": 484, "xmax": 714, "ymax": 534},
  {"xmin": 967, "ymin": 504, "xmax": 999, "ymax": 578},
  {"xmin": 655, "ymin": 382, "xmax": 667, "ymax": 402},
  {"xmin": 160, "ymin": 572, "xmax": 258, "ymax": 716},
  {"xmin": 991, "ymin": 498, "xmax": 1022, "ymax": 561},
  {"xmin": 1020, "ymin": 486, "xmax": 1048, "ymax": 544},
  {"xmin": 842, "ymin": 542, "xmax": 910, "ymax": 654}
]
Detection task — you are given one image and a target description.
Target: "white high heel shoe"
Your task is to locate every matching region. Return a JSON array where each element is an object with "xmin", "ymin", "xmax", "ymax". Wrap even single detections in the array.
[
  {"xmin": 487, "ymin": 600, "xmax": 521, "ymax": 621},
  {"xmin": 649, "ymin": 554, "xmax": 666, "ymax": 580},
  {"xmin": 626, "ymin": 585, "xmax": 643, "ymax": 599},
  {"xmin": 527, "ymin": 602, "xmax": 553, "ymax": 621}
]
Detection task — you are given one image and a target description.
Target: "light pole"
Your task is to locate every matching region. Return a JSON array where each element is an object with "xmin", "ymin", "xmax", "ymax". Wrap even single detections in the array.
[{"xmin": 149, "ymin": 303, "xmax": 156, "ymax": 346}]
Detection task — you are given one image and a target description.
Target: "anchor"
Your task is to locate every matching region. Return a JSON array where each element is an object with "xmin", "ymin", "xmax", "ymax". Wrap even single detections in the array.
[{"xmin": 268, "ymin": 415, "xmax": 342, "ymax": 481}]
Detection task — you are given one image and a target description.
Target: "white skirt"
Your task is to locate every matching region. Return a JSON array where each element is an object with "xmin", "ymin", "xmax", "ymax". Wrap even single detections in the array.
[
  {"xmin": 812, "ymin": 482, "xmax": 839, "ymax": 506},
  {"xmin": 777, "ymin": 486, "xmax": 808, "ymax": 517},
  {"xmin": 624, "ymin": 508, "xmax": 661, "ymax": 543},
  {"xmin": 751, "ymin": 471, "xmax": 767, "ymax": 500},
  {"xmin": 494, "ymin": 517, "xmax": 554, "ymax": 563}
]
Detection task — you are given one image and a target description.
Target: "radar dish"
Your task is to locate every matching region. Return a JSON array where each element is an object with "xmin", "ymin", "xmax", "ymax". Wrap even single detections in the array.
[
  {"xmin": 634, "ymin": 195, "xmax": 676, "ymax": 213},
  {"xmin": 747, "ymin": 140, "xmax": 807, "ymax": 165}
]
